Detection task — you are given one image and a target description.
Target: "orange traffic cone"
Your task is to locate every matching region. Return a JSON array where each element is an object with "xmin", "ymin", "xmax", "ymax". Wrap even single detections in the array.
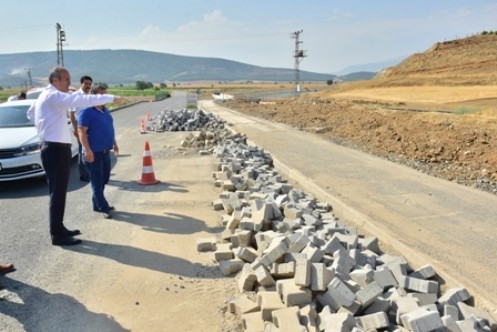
[
  {"xmin": 140, "ymin": 118, "xmax": 147, "ymax": 134},
  {"xmin": 138, "ymin": 141, "xmax": 159, "ymax": 185}
]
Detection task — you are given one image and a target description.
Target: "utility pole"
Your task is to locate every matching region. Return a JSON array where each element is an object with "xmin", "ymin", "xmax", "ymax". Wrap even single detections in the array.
[
  {"xmin": 56, "ymin": 23, "xmax": 66, "ymax": 66},
  {"xmin": 26, "ymin": 67, "xmax": 33, "ymax": 88},
  {"xmin": 291, "ymin": 30, "xmax": 306, "ymax": 93}
]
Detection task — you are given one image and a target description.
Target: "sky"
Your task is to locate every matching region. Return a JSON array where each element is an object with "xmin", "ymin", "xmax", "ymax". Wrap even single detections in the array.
[{"xmin": 1, "ymin": 0, "xmax": 496, "ymax": 74}]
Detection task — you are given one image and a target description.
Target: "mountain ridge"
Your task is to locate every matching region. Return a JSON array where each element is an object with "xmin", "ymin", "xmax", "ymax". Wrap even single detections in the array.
[{"xmin": 0, "ymin": 49, "xmax": 338, "ymax": 86}]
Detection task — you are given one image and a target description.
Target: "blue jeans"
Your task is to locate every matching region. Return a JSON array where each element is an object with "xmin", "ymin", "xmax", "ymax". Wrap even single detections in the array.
[{"xmin": 84, "ymin": 150, "xmax": 111, "ymax": 212}]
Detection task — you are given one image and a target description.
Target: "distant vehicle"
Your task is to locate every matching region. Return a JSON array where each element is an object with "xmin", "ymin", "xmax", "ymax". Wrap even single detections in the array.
[
  {"xmin": 26, "ymin": 87, "xmax": 45, "ymax": 100},
  {"xmin": 212, "ymin": 92, "xmax": 233, "ymax": 101},
  {"xmin": 0, "ymin": 99, "xmax": 78, "ymax": 181}
]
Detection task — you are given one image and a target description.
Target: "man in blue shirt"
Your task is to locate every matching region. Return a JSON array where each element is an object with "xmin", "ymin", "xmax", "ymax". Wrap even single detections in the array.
[{"xmin": 78, "ymin": 84, "xmax": 118, "ymax": 219}]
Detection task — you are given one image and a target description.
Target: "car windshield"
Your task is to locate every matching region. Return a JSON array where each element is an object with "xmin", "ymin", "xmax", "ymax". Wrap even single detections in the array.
[{"xmin": 0, "ymin": 105, "xmax": 33, "ymax": 128}]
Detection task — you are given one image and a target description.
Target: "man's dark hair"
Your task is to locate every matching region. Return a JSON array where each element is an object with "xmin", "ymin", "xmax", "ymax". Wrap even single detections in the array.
[{"xmin": 80, "ymin": 75, "xmax": 93, "ymax": 84}]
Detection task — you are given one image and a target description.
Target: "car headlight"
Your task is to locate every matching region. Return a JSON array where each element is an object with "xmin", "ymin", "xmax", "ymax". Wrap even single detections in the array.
[{"xmin": 13, "ymin": 142, "xmax": 43, "ymax": 156}]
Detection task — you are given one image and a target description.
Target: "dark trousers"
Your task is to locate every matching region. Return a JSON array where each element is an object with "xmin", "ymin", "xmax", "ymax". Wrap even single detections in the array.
[
  {"xmin": 78, "ymin": 140, "xmax": 89, "ymax": 179},
  {"xmin": 85, "ymin": 150, "xmax": 111, "ymax": 212},
  {"xmin": 40, "ymin": 142, "xmax": 72, "ymax": 236}
]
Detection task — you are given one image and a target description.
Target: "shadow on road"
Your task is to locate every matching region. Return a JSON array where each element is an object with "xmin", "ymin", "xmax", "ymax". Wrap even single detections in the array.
[
  {"xmin": 0, "ymin": 276, "xmax": 129, "ymax": 331},
  {"xmin": 67, "ymin": 240, "xmax": 224, "ymax": 279},
  {"xmin": 111, "ymin": 210, "xmax": 222, "ymax": 234}
]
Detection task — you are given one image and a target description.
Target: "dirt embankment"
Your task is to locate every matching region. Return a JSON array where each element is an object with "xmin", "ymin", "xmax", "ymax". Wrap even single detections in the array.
[{"xmin": 222, "ymin": 94, "xmax": 497, "ymax": 196}]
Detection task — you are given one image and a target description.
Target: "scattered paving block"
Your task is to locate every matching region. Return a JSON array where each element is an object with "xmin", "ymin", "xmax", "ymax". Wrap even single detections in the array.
[
  {"xmin": 272, "ymin": 306, "xmax": 307, "ymax": 332},
  {"xmin": 239, "ymin": 263, "xmax": 258, "ymax": 292},
  {"xmin": 438, "ymin": 287, "xmax": 471, "ymax": 306},
  {"xmin": 317, "ymin": 277, "xmax": 355, "ymax": 311},
  {"xmin": 355, "ymin": 311, "xmax": 389, "ymax": 331},
  {"xmin": 270, "ymin": 261, "xmax": 295, "ymax": 278},
  {"xmin": 457, "ymin": 301, "xmax": 497, "ymax": 331},
  {"xmin": 310, "ymin": 263, "xmax": 334, "ymax": 292},
  {"xmin": 409, "ymin": 264, "xmax": 436, "ymax": 280},
  {"xmin": 294, "ymin": 258, "xmax": 311, "ymax": 287},
  {"xmin": 355, "ymin": 281, "xmax": 383, "ymax": 307},
  {"xmin": 399, "ymin": 275, "xmax": 438, "ymax": 294},
  {"xmin": 234, "ymin": 246, "xmax": 258, "ymax": 263},
  {"xmin": 373, "ymin": 267, "xmax": 398, "ymax": 290},
  {"xmin": 257, "ymin": 291, "xmax": 286, "ymax": 321},
  {"xmin": 196, "ymin": 237, "xmax": 217, "ymax": 252},
  {"xmin": 215, "ymin": 242, "xmax": 234, "ymax": 261},
  {"xmin": 323, "ymin": 312, "xmax": 356, "ymax": 332},
  {"xmin": 228, "ymin": 294, "xmax": 260, "ymax": 315},
  {"xmin": 242, "ymin": 311, "xmax": 265, "ymax": 332},
  {"xmin": 219, "ymin": 258, "xmax": 245, "ymax": 276},
  {"xmin": 276, "ymin": 279, "xmax": 312, "ymax": 307},
  {"xmin": 400, "ymin": 308, "xmax": 444, "ymax": 332}
]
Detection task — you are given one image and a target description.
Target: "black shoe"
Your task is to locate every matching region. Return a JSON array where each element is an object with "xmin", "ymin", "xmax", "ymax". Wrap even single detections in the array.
[
  {"xmin": 51, "ymin": 235, "xmax": 82, "ymax": 246},
  {"xmin": 80, "ymin": 176, "xmax": 90, "ymax": 182},
  {"xmin": 64, "ymin": 229, "xmax": 81, "ymax": 236},
  {"xmin": 93, "ymin": 206, "xmax": 115, "ymax": 212}
]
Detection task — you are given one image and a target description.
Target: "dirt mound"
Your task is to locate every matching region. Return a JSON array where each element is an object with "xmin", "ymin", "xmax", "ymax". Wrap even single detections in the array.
[
  {"xmin": 375, "ymin": 34, "xmax": 497, "ymax": 86},
  {"xmin": 222, "ymin": 95, "xmax": 497, "ymax": 195}
]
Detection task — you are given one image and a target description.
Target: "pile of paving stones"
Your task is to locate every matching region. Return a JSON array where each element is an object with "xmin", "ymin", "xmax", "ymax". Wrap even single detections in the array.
[
  {"xmin": 193, "ymin": 129, "xmax": 496, "ymax": 331},
  {"xmin": 147, "ymin": 108, "xmax": 224, "ymax": 132}
]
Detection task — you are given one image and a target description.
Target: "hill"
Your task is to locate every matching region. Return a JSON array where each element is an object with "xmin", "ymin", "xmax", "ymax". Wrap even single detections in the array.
[
  {"xmin": 0, "ymin": 49, "xmax": 334, "ymax": 86},
  {"xmin": 373, "ymin": 33, "xmax": 497, "ymax": 86}
]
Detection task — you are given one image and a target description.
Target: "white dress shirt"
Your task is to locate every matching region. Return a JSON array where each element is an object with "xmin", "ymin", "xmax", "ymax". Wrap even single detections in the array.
[{"xmin": 27, "ymin": 84, "xmax": 115, "ymax": 144}]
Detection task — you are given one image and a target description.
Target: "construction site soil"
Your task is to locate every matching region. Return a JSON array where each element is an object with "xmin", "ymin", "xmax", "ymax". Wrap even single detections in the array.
[{"xmin": 221, "ymin": 93, "xmax": 497, "ymax": 196}]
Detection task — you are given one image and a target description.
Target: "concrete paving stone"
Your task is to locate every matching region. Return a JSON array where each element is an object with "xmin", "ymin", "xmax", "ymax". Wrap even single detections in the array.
[
  {"xmin": 252, "ymin": 260, "xmax": 276, "ymax": 287},
  {"xmin": 355, "ymin": 311, "xmax": 389, "ymax": 331},
  {"xmin": 294, "ymin": 258, "xmax": 311, "ymax": 287},
  {"xmin": 299, "ymin": 304, "xmax": 319, "ymax": 332},
  {"xmin": 399, "ymin": 275, "xmax": 439, "ymax": 294},
  {"xmin": 409, "ymin": 264, "xmax": 437, "ymax": 280},
  {"xmin": 234, "ymin": 246, "xmax": 259, "ymax": 263},
  {"xmin": 317, "ymin": 277, "xmax": 356, "ymax": 311},
  {"xmin": 311, "ymin": 263, "xmax": 334, "ymax": 292},
  {"xmin": 355, "ymin": 281, "xmax": 384, "ymax": 307},
  {"xmin": 302, "ymin": 243, "xmax": 324, "ymax": 263},
  {"xmin": 441, "ymin": 314, "xmax": 463, "ymax": 332},
  {"xmin": 231, "ymin": 229, "xmax": 253, "ymax": 248},
  {"xmin": 270, "ymin": 261, "xmax": 295, "ymax": 278},
  {"xmin": 271, "ymin": 306, "xmax": 308, "ymax": 332},
  {"xmin": 228, "ymin": 294, "xmax": 260, "ymax": 315},
  {"xmin": 438, "ymin": 287, "xmax": 471, "ymax": 306},
  {"xmin": 332, "ymin": 248, "xmax": 356, "ymax": 278},
  {"xmin": 407, "ymin": 292, "xmax": 437, "ymax": 306},
  {"xmin": 242, "ymin": 311, "xmax": 265, "ymax": 332},
  {"xmin": 276, "ymin": 279, "xmax": 312, "ymax": 307},
  {"xmin": 350, "ymin": 267, "xmax": 375, "ymax": 288},
  {"xmin": 257, "ymin": 291, "xmax": 286, "ymax": 321},
  {"xmin": 400, "ymin": 308, "xmax": 444, "ymax": 332},
  {"xmin": 393, "ymin": 297, "xmax": 420, "ymax": 325},
  {"xmin": 374, "ymin": 266, "xmax": 399, "ymax": 290},
  {"xmin": 322, "ymin": 235, "xmax": 346, "ymax": 255},
  {"xmin": 363, "ymin": 297, "xmax": 391, "ymax": 315},
  {"xmin": 358, "ymin": 236, "xmax": 381, "ymax": 254},
  {"xmin": 196, "ymin": 237, "xmax": 217, "ymax": 252},
  {"xmin": 219, "ymin": 258, "xmax": 245, "ymax": 276},
  {"xmin": 323, "ymin": 312, "xmax": 356, "ymax": 332},
  {"xmin": 457, "ymin": 301, "xmax": 497, "ymax": 331},
  {"xmin": 239, "ymin": 263, "xmax": 258, "ymax": 292},
  {"xmin": 214, "ymin": 242, "xmax": 234, "ymax": 261},
  {"xmin": 261, "ymin": 240, "xmax": 288, "ymax": 268}
]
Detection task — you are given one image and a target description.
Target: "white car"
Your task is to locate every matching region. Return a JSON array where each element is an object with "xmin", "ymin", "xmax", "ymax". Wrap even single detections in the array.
[{"xmin": 0, "ymin": 99, "xmax": 78, "ymax": 181}]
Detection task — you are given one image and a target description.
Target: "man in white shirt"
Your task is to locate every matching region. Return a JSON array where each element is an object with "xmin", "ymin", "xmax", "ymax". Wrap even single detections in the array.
[
  {"xmin": 70, "ymin": 75, "xmax": 93, "ymax": 182},
  {"xmin": 27, "ymin": 66, "xmax": 125, "ymax": 246}
]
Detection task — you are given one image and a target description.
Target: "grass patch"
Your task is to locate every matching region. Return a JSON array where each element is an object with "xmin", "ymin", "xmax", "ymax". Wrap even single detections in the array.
[{"xmin": 455, "ymin": 107, "xmax": 481, "ymax": 115}]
